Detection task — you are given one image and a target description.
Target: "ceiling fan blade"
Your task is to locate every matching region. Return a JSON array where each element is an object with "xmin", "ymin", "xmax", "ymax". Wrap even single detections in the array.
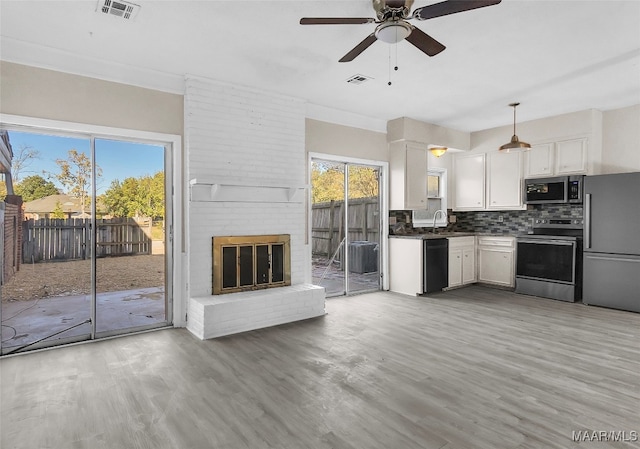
[
  {"xmin": 339, "ymin": 33, "xmax": 378, "ymax": 62},
  {"xmin": 413, "ymin": 0, "xmax": 501, "ymax": 21},
  {"xmin": 300, "ymin": 17, "xmax": 375, "ymax": 25},
  {"xmin": 405, "ymin": 27, "xmax": 446, "ymax": 56}
]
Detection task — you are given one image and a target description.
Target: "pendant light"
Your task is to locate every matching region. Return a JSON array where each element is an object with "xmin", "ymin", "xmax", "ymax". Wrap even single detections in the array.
[{"xmin": 499, "ymin": 102, "xmax": 531, "ymax": 152}]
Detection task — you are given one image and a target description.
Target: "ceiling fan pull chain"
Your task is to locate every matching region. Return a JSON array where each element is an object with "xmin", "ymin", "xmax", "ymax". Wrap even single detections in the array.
[
  {"xmin": 388, "ymin": 44, "xmax": 392, "ymax": 86},
  {"xmin": 395, "ymin": 40, "xmax": 399, "ymax": 72}
]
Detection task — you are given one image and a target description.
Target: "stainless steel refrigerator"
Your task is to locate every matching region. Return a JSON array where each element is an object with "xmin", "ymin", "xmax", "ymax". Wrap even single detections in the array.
[{"xmin": 583, "ymin": 172, "xmax": 640, "ymax": 312}]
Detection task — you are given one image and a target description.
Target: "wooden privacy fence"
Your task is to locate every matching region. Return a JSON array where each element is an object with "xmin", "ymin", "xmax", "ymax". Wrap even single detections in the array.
[
  {"xmin": 22, "ymin": 217, "xmax": 152, "ymax": 263},
  {"xmin": 312, "ymin": 197, "xmax": 379, "ymax": 258}
]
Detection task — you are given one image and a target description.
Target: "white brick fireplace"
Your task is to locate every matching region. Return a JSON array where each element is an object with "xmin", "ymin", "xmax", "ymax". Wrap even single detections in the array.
[{"xmin": 184, "ymin": 76, "xmax": 325, "ymax": 339}]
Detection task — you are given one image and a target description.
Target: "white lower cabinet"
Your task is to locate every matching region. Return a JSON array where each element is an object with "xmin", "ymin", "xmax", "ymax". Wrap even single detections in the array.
[
  {"xmin": 477, "ymin": 236, "xmax": 515, "ymax": 287},
  {"xmin": 448, "ymin": 236, "xmax": 476, "ymax": 288}
]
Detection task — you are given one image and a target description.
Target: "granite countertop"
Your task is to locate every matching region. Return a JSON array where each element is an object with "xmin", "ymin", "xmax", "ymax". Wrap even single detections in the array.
[{"xmin": 389, "ymin": 232, "xmax": 477, "ymax": 239}]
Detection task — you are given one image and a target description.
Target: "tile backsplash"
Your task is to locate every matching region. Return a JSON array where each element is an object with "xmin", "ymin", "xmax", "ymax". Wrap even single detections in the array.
[{"xmin": 390, "ymin": 204, "xmax": 583, "ymax": 235}]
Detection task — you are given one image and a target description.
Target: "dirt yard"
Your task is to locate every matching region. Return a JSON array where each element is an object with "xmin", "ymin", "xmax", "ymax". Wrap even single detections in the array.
[{"xmin": 1, "ymin": 255, "xmax": 165, "ymax": 302}]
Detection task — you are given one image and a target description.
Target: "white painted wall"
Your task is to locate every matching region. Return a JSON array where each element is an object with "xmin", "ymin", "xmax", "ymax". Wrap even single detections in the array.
[
  {"xmin": 602, "ymin": 104, "xmax": 640, "ymax": 173},
  {"xmin": 0, "ymin": 62, "xmax": 183, "ymax": 136},
  {"xmin": 305, "ymin": 118, "xmax": 388, "ymax": 162},
  {"xmin": 387, "ymin": 117, "xmax": 471, "ymax": 151}
]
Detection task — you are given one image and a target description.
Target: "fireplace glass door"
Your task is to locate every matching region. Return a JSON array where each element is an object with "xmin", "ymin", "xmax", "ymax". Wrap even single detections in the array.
[
  {"xmin": 311, "ymin": 158, "xmax": 382, "ymax": 297},
  {"xmin": 213, "ymin": 235, "xmax": 290, "ymax": 294}
]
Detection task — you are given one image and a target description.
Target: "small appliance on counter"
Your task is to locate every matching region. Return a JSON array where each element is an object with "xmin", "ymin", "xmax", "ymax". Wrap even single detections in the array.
[{"xmin": 515, "ymin": 217, "xmax": 583, "ymax": 302}]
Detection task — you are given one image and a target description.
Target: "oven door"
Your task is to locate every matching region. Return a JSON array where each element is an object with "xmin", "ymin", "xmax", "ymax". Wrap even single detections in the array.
[{"xmin": 516, "ymin": 238, "xmax": 576, "ymax": 284}]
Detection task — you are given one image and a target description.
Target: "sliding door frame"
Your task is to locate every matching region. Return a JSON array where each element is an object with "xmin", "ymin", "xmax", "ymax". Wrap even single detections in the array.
[
  {"xmin": 308, "ymin": 152, "xmax": 389, "ymax": 292},
  {"xmin": 0, "ymin": 114, "xmax": 184, "ymax": 352}
]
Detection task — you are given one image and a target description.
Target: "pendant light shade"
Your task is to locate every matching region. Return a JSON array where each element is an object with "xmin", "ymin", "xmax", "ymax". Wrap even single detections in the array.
[{"xmin": 499, "ymin": 102, "xmax": 531, "ymax": 152}]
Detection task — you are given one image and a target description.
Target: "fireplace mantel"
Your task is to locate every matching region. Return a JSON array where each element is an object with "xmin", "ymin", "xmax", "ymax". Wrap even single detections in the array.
[{"xmin": 189, "ymin": 179, "xmax": 306, "ymax": 203}]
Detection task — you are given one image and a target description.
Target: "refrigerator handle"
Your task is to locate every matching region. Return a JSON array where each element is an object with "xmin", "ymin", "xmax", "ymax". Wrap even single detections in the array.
[{"xmin": 585, "ymin": 193, "xmax": 591, "ymax": 249}]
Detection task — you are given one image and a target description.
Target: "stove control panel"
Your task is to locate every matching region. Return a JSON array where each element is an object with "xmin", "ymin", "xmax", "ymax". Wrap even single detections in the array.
[{"xmin": 534, "ymin": 218, "xmax": 584, "ymax": 226}]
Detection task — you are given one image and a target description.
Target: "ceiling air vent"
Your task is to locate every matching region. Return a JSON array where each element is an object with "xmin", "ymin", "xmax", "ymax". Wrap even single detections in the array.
[
  {"xmin": 97, "ymin": 0, "xmax": 140, "ymax": 20},
  {"xmin": 346, "ymin": 74, "xmax": 373, "ymax": 85}
]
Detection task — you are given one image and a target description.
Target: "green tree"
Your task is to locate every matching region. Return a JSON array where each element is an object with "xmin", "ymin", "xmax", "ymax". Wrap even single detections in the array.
[
  {"xmin": 53, "ymin": 149, "xmax": 101, "ymax": 214},
  {"xmin": 102, "ymin": 171, "xmax": 164, "ymax": 219},
  {"xmin": 311, "ymin": 164, "xmax": 344, "ymax": 203},
  {"xmin": 311, "ymin": 163, "xmax": 379, "ymax": 203},
  {"xmin": 0, "ymin": 178, "xmax": 7, "ymax": 201},
  {"xmin": 51, "ymin": 201, "xmax": 66, "ymax": 219},
  {"xmin": 14, "ymin": 175, "xmax": 59, "ymax": 202},
  {"xmin": 348, "ymin": 166, "xmax": 379, "ymax": 199}
]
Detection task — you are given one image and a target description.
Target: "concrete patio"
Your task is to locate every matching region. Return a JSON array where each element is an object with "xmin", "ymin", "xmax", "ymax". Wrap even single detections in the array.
[{"xmin": 1, "ymin": 287, "xmax": 166, "ymax": 352}]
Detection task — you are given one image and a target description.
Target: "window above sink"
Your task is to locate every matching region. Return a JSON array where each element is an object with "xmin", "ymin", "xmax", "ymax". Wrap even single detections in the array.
[{"xmin": 412, "ymin": 168, "xmax": 448, "ymax": 228}]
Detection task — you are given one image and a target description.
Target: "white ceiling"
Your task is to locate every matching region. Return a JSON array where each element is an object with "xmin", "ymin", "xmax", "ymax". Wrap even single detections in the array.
[{"xmin": 1, "ymin": 0, "xmax": 640, "ymax": 133}]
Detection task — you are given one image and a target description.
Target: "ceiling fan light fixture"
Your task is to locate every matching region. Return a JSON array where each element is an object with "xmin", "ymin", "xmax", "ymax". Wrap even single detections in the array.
[
  {"xmin": 499, "ymin": 102, "xmax": 531, "ymax": 152},
  {"xmin": 430, "ymin": 147, "xmax": 448, "ymax": 157},
  {"xmin": 375, "ymin": 21, "xmax": 412, "ymax": 43}
]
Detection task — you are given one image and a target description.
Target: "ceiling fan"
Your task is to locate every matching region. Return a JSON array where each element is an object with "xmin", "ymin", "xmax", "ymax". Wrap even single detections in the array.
[{"xmin": 300, "ymin": 0, "xmax": 501, "ymax": 62}]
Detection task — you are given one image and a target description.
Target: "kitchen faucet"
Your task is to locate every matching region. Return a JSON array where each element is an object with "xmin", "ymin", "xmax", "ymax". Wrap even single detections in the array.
[{"xmin": 433, "ymin": 209, "xmax": 447, "ymax": 233}]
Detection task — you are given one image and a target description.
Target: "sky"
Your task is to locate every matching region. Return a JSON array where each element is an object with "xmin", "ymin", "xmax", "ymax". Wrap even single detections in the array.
[{"xmin": 7, "ymin": 130, "xmax": 164, "ymax": 195}]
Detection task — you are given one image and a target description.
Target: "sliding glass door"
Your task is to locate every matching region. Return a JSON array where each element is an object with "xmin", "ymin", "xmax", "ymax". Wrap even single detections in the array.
[
  {"xmin": 94, "ymin": 138, "xmax": 168, "ymax": 337},
  {"xmin": 0, "ymin": 128, "xmax": 172, "ymax": 354},
  {"xmin": 1, "ymin": 132, "xmax": 93, "ymax": 353},
  {"xmin": 311, "ymin": 158, "xmax": 382, "ymax": 297}
]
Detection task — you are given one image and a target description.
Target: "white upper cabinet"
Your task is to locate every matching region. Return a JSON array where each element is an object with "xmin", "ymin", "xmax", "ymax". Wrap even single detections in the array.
[
  {"xmin": 526, "ymin": 143, "xmax": 554, "ymax": 177},
  {"xmin": 525, "ymin": 138, "xmax": 588, "ymax": 177},
  {"xmin": 390, "ymin": 141, "xmax": 428, "ymax": 210},
  {"xmin": 556, "ymin": 138, "xmax": 587, "ymax": 174},
  {"xmin": 453, "ymin": 153, "xmax": 485, "ymax": 210},
  {"xmin": 487, "ymin": 151, "xmax": 523, "ymax": 209},
  {"xmin": 454, "ymin": 151, "xmax": 524, "ymax": 211}
]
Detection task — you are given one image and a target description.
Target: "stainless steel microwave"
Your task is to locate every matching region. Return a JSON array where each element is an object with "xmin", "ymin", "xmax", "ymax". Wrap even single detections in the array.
[{"xmin": 524, "ymin": 175, "xmax": 584, "ymax": 204}]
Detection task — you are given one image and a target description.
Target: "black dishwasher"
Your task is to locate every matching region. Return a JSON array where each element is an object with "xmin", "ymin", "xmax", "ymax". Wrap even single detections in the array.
[{"xmin": 423, "ymin": 238, "xmax": 448, "ymax": 294}]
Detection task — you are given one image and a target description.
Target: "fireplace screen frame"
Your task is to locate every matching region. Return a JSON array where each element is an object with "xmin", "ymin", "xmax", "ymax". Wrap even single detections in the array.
[{"xmin": 212, "ymin": 234, "xmax": 291, "ymax": 295}]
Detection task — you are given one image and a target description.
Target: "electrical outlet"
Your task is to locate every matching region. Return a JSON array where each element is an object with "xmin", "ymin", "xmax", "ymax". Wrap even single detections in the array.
[
  {"xmin": 498, "ymin": 215, "xmax": 504, "ymax": 223},
  {"xmin": 449, "ymin": 215, "xmax": 456, "ymax": 223}
]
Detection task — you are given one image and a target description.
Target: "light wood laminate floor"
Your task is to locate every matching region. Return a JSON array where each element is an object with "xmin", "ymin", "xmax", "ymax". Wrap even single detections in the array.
[{"xmin": 1, "ymin": 285, "xmax": 639, "ymax": 449}]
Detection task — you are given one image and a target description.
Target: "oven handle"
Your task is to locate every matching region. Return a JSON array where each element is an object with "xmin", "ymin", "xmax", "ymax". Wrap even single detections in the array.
[
  {"xmin": 517, "ymin": 239, "xmax": 575, "ymax": 246},
  {"xmin": 584, "ymin": 193, "xmax": 591, "ymax": 249}
]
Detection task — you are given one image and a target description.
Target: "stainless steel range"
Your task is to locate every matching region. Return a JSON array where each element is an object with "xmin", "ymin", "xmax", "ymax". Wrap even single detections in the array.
[{"xmin": 515, "ymin": 218, "xmax": 583, "ymax": 302}]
